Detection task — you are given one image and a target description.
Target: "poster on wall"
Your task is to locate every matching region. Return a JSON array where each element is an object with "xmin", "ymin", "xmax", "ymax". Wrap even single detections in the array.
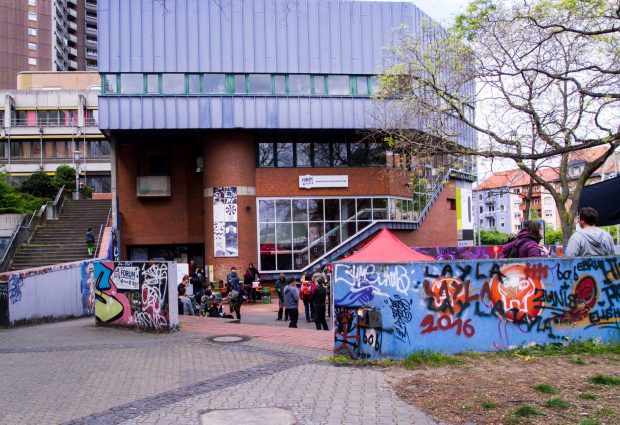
[
  {"xmin": 213, "ymin": 186, "xmax": 238, "ymax": 257},
  {"xmin": 456, "ymin": 182, "xmax": 474, "ymax": 246}
]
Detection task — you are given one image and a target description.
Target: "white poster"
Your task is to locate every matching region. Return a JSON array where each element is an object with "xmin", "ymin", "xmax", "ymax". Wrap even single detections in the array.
[
  {"xmin": 111, "ymin": 266, "xmax": 140, "ymax": 290},
  {"xmin": 213, "ymin": 187, "xmax": 238, "ymax": 257}
]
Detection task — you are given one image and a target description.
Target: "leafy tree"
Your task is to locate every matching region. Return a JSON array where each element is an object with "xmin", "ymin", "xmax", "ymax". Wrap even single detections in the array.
[
  {"xmin": 545, "ymin": 228, "xmax": 563, "ymax": 246},
  {"xmin": 0, "ymin": 172, "xmax": 45, "ymax": 214},
  {"xmin": 53, "ymin": 165, "xmax": 76, "ymax": 192},
  {"xmin": 376, "ymin": 0, "xmax": 620, "ymax": 245},
  {"xmin": 20, "ymin": 171, "xmax": 57, "ymax": 199},
  {"xmin": 476, "ymin": 229, "xmax": 510, "ymax": 245}
]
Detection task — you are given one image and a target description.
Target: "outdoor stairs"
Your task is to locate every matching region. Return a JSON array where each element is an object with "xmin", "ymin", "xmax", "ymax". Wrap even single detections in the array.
[{"xmin": 9, "ymin": 199, "xmax": 111, "ymax": 271}]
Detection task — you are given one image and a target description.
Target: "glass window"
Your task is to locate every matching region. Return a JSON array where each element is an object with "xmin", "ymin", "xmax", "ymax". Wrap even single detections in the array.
[
  {"xmin": 188, "ymin": 74, "xmax": 201, "ymax": 94},
  {"xmin": 309, "ymin": 222, "xmax": 325, "ymax": 263},
  {"xmin": 28, "ymin": 42, "xmax": 37, "ymax": 51},
  {"xmin": 28, "ymin": 28, "xmax": 37, "ymax": 36},
  {"xmin": 276, "ymin": 199, "xmax": 292, "ymax": 222},
  {"xmin": 368, "ymin": 142, "xmax": 386, "ymax": 165},
  {"xmin": 258, "ymin": 200, "xmax": 275, "ymax": 223},
  {"xmin": 28, "ymin": 57, "xmax": 37, "ymax": 65},
  {"xmin": 274, "ymin": 75, "xmax": 286, "ymax": 95},
  {"xmin": 28, "ymin": 12, "xmax": 37, "ymax": 21},
  {"xmin": 349, "ymin": 141, "xmax": 367, "ymax": 166},
  {"xmin": 146, "ymin": 74, "xmax": 159, "ymax": 94},
  {"xmin": 342, "ymin": 221, "xmax": 356, "ymax": 241},
  {"xmin": 327, "ymin": 75, "xmax": 350, "ymax": 95},
  {"xmin": 296, "ymin": 143, "xmax": 312, "ymax": 167},
  {"xmin": 288, "ymin": 75, "xmax": 311, "ymax": 95},
  {"xmin": 373, "ymin": 198, "xmax": 388, "ymax": 220},
  {"xmin": 276, "ymin": 142, "xmax": 293, "ymax": 167},
  {"xmin": 258, "ymin": 142, "xmax": 274, "ymax": 167},
  {"xmin": 341, "ymin": 198, "xmax": 356, "ymax": 221},
  {"xmin": 325, "ymin": 222, "xmax": 340, "ymax": 253},
  {"xmin": 162, "ymin": 74, "xmax": 184, "ymax": 94},
  {"xmin": 292, "ymin": 199, "xmax": 308, "ymax": 221},
  {"xmin": 324, "ymin": 199, "xmax": 339, "ymax": 221},
  {"xmin": 204, "ymin": 74, "xmax": 226, "ymax": 94},
  {"xmin": 276, "ymin": 223, "xmax": 292, "ymax": 270},
  {"xmin": 234, "ymin": 75, "xmax": 246, "ymax": 94},
  {"xmin": 357, "ymin": 198, "xmax": 371, "ymax": 220},
  {"xmin": 293, "ymin": 222, "xmax": 309, "ymax": 269},
  {"xmin": 308, "ymin": 199, "xmax": 324, "ymax": 221},
  {"xmin": 356, "ymin": 76, "xmax": 369, "ymax": 95},
  {"xmin": 259, "ymin": 223, "xmax": 276, "ymax": 270},
  {"xmin": 313, "ymin": 76, "xmax": 326, "ymax": 95},
  {"xmin": 121, "ymin": 74, "xmax": 143, "ymax": 94},
  {"xmin": 333, "ymin": 142, "xmax": 347, "ymax": 166},
  {"xmin": 103, "ymin": 74, "xmax": 117, "ymax": 93},
  {"xmin": 313, "ymin": 143, "xmax": 331, "ymax": 167},
  {"xmin": 357, "ymin": 221, "xmax": 371, "ymax": 232},
  {"xmin": 249, "ymin": 74, "xmax": 272, "ymax": 94}
]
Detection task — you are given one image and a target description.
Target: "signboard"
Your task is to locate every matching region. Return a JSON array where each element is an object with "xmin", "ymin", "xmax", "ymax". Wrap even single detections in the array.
[
  {"xmin": 213, "ymin": 186, "xmax": 238, "ymax": 257},
  {"xmin": 110, "ymin": 266, "xmax": 140, "ymax": 290},
  {"xmin": 299, "ymin": 175, "xmax": 348, "ymax": 189}
]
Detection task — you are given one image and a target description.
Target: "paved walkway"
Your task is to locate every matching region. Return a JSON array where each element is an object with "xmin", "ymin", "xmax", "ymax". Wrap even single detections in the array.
[{"xmin": 0, "ymin": 308, "xmax": 440, "ymax": 425}]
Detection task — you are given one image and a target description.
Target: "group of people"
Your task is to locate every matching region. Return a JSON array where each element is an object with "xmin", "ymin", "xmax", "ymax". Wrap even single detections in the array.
[
  {"xmin": 275, "ymin": 267, "xmax": 331, "ymax": 330},
  {"xmin": 500, "ymin": 207, "xmax": 615, "ymax": 259}
]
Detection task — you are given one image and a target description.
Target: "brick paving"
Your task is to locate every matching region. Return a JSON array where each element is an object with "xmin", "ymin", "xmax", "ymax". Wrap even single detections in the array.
[{"xmin": 0, "ymin": 307, "xmax": 441, "ymax": 425}]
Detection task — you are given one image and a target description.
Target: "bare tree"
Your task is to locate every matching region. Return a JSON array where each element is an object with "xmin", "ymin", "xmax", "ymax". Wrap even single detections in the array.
[{"xmin": 375, "ymin": 0, "xmax": 620, "ymax": 245}]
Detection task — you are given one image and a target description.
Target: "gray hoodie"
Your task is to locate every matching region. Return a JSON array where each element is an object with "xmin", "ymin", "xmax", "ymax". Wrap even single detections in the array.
[
  {"xmin": 565, "ymin": 226, "xmax": 615, "ymax": 257},
  {"xmin": 283, "ymin": 284, "xmax": 299, "ymax": 310}
]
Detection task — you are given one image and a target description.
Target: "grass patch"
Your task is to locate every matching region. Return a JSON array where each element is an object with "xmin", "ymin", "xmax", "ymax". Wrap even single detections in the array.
[
  {"xmin": 578, "ymin": 392, "xmax": 598, "ymax": 400},
  {"xmin": 403, "ymin": 350, "xmax": 463, "ymax": 368},
  {"xmin": 511, "ymin": 404, "xmax": 541, "ymax": 417},
  {"xmin": 593, "ymin": 406, "xmax": 615, "ymax": 417},
  {"xmin": 544, "ymin": 397, "xmax": 571, "ymax": 409},
  {"xmin": 533, "ymin": 383, "xmax": 558, "ymax": 394},
  {"xmin": 498, "ymin": 340, "xmax": 620, "ymax": 358},
  {"xmin": 322, "ymin": 355, "xmax": 357, "ymax": 365},
  {"xmin": 579, "ymin": 419, "xmax": 599, "ymax": 425},
  {"xmin": 481, "ymin": 401, "xmax": 498, "ymax": 409},
  {"xmin": 589, "ymin": 374, "xmax": 620, "ymax": 386},
  {"xmin": 321, "ymin": 355, "xmax": 398, "ymax": 368}
]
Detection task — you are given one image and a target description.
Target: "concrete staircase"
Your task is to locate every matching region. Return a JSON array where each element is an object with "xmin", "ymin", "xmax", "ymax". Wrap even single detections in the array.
[{"xmin": 9, "ymin": 199, "xmax": 111, "ymax": 271}]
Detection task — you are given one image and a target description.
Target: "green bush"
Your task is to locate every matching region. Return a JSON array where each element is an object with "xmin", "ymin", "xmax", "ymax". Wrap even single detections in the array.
[
  {"xmin": 545, "ymin": 228, "xmax": 563, "ymax": 245},
  {"xmin": 0, "ymin": 173, "xmax": 45, "ymax": 214},
  {"xmin": 476, "ymin": 230, "xmax": 510, "ymax": 245},
  {"xmin": 20, "ymin": 171, "xmax": 57, "ymax": 199},
  {"xmin": 80, "ymin": 185, "xmax": 94, "ymax": 199},
  {"xmin": 53, "ymin": 165, "xmax": 76, "ymax": 192}
]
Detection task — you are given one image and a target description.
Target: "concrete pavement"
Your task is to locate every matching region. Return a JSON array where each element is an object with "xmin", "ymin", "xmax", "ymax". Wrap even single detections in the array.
[{"xmin": 0, "ymin": 304, "xmax": 441, "ymax": 425}]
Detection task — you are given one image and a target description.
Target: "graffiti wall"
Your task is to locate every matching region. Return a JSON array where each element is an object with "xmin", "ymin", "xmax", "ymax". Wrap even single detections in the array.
[
  {"xmin": 415, "ymin": 245, "xmax": 561, "ymax": 261},
  {"xmin": 0, "ymin": 261, "xmax": 93, "ymax": 326},
  {"xmin": 94, "ymin": 261, "xmax": 178, "ymax": 331},
  {"xmin": 334, "ymin": 257, "xmax": 620, "ymax": 358}
]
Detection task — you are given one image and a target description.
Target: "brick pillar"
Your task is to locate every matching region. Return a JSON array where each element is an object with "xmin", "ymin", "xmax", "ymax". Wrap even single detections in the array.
[{"xmin": 203, "ymin": 133, "xmax": 257, "ymax": 282}]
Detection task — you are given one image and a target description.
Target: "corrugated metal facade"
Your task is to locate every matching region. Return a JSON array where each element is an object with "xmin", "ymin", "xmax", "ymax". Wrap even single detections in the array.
[{"xmin": 98, "ymin": 0, "xmax": 474, "ymax": 145}]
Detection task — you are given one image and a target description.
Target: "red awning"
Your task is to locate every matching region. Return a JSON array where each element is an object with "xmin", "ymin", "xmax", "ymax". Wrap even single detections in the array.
[{"xmin": 340, "ymin": 228, "xmax": 434, "ymax": 263}]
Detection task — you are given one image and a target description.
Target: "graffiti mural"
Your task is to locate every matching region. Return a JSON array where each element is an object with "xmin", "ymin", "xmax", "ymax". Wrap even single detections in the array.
[
  {"xmin": 94, "ymin": 261, "xmax": 177, "ymax": 331},
  {"xmin": 415, "ymin": 245, "xmax": 560, "ymax": 260},
  {"xmin": 8, "ymin": 275, "xmax": 24, "ymax": 305},
  {"xmin": 334, "ymin": 257, "xmax": 620, "ymax": 358},
  {"xmin": 80, "ymin": 262, "xmax": 96, "ymax": 316}
]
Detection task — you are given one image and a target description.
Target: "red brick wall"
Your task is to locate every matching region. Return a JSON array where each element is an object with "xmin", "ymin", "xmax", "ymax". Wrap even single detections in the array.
[
  {"xmin": 257, "ymin": 167, "xmax": 413, "ymax": 197},
  {"xmin": 117, "ymin": 141, "xmax": 204, "ymax": 256},
  {"xmin": 203, "ymin": 133, "xmax": 257, "ymax": 280},
  {"xmin": 392, "ymin": 181, "xmax": 458, "ymax": 247}
]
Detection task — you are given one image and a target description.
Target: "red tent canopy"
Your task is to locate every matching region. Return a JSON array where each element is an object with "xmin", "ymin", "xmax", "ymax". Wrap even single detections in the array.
[{"xmin": 340, "ymin": 228, "xmax": 434, "ymax": 263}]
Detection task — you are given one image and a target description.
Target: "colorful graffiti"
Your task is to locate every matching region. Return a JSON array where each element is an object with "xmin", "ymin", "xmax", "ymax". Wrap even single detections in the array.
[
  {"xmin": 8, "ymin": 275, "xmax": 24, "ymax": 305},
  {"xmin": 334, "ymin": 306, "xmax": 360, "ymax": 358},
  {"xmin": 334, "ymin": 256, "xmax": 620, "ymax": 358},
  {"xmin": 415, "ymin": 245, "xmax": 561, "ymax": 260},
  {"xmin": 80, "ymin": 262, "xmax": 96, "ymax": 316},
  {"xmin": 94, "ymin": 261, "xmax": 176, "ymax": 331}
]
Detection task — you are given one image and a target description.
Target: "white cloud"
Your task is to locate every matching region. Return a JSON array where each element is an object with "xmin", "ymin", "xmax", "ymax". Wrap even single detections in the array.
[{"xmin": 357, "ymin": 0, "xmax": 470, "ymax": 25}]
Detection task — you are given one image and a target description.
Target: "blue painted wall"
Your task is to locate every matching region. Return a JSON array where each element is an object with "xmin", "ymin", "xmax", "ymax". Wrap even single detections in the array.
[{"xmin": 333, "ymin": 257, "xmax": 620, "ymax": 358}]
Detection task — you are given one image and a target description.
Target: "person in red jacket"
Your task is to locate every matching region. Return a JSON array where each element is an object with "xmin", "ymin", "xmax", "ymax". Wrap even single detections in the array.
[{"xmin": 300, "ymin": 278, "xmax": 315, "ymax": 322}]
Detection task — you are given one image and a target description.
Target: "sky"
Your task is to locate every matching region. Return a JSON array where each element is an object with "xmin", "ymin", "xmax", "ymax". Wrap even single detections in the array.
[{"xmin": 359, "ymin": 0, "xmax": 471, "ymax": 25}]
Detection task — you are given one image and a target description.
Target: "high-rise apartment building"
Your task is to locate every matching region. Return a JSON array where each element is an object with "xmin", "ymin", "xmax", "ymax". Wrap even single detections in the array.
[{"xmin": 0, "ymin": 0, "xmax": 98, "ymax": 90}]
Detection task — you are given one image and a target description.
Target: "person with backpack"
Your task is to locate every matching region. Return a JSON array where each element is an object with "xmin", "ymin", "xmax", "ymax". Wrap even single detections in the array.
[
  {"xmin": 500, "ymin": 220, "xmax": 548, "ymax": 259},
  {"xmin": 274, "ymin": 273, "xmax": 287, "ymax": 321},
  {"xmin": 301, "ymin": 278, "xmax": 315, "ymax": 322},
  {"xmin": 85, "ymin": 227, "xmax": 95, "ymax": 256},
  {"xmin": 226, "ymin": 266, "xmax": 242, "ymax": 320},
  {"xmin": 283, "ymin": 277, "xmax": 299, "ymax": 328}
]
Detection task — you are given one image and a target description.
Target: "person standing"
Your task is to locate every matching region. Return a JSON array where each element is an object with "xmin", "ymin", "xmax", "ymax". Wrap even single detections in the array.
[
  {"xmin": 283, "ymin": 277, "xmax": 299, "ymax": 328},
  {"xmin": 311, "ymin": 277, "xmax": 329, "ymax": 330},
  {"xmin": 275, "ymin": 273, "xmax": 286, "ymax": 320},
  {"xmin": 226, "ymin": 266, "xmax": 242, "ymax": 320},
  {"xmin": 500, "ymin": 221, "xmax": 549, "ymax": 258},
  {"xmin": 301, "ymin": 278, "xmax": 315, "ymax": 322},
  {"xmin": 243, "ymin": 268, "xmax": 254, "ymax": 303},
  {"xmin": 85, "ymin": 227, "xmax": 95, "ymax": 256},
  {"xmin": 565, "ymin": 207, "xmax": 616, "ymax": 257}
]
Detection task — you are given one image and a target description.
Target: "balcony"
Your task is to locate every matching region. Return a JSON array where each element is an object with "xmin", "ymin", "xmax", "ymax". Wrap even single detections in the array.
[
  {"xmin": 86, "ymin": 13, "xmax": 98, "ymax": 24},
  {"xmin": 86, "ymin": 1, "xmax": 97, "ymax": 11},
  {"xmin": 68, "ymin": 47, "xmax": 78, "ymax": 57},
  {"xmin": 68, "ymin": 33, "xmax": 77, "ymax": 44},
  {"xmin": 67, "ymin": 8, "xmax": 77, "ymax": 19},
  {"xmin": 137, "ymin": 176, "xmax": 171, "ymax": 197},
  {"xmin": 85, "ymin": 49, "xmax": 98, "ymax": 60},
  {"xmin": 68, "ymin": 21, "xmax": 77, "ymax": 32}
]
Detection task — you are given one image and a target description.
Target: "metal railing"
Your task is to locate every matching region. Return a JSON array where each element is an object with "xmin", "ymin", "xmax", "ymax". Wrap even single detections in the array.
[
  {"xmin": 93, "ymin": 207, "xmax": 112, "ymax": 258},
  {"xmin": 45, "ymin": 186, "xmax": 66, "ymax": 220},
  {"xmin": 10, "ymin": 118, "xmax": 79, "ymax": 128}
]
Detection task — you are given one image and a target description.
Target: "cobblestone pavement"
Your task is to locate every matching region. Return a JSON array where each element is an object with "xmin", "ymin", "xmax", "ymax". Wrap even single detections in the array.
[{"xmin": 0, "ymin": 315, "xmax": 441, "ymax": 425}]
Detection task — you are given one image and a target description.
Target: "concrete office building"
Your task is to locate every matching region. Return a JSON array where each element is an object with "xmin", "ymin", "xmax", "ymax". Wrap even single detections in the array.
[
  {"xmin": 0, "ymin": 72, "xmax": 110, "ymax": 192},
  {"xmin": 0, "ymin": 0, "xmax": 98, "ymax": 90},
  {"xmin": 98, "ymin": 0, "xmax": 477, "ymax": 278}
]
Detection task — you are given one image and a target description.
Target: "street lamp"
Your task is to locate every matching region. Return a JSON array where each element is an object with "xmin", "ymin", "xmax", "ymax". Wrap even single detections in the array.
[{"xmin": 73, "ymin": 149, "xmax": 81, "ymax": 200}]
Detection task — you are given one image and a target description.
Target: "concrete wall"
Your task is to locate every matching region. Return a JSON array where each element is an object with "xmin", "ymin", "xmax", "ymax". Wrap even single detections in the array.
[
  {"xmin": 0, "ymin": 260, "xmax": 95, "ymax": 326},
  {"xmin": 94, "ymin": 261, "xmax": 178, "ymax": 331},
  {"xmin": 333, "ymin": 256, "xmax": 620, "ymax": 358}
]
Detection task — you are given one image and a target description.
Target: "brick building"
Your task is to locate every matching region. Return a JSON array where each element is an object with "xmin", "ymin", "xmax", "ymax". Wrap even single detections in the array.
[
  {"xmin": 98, "ymin": 0, "xmax": 477, "ymax": 279},
  {"xmin": 0, "ymin": 0, "xmax": 98, "ymax": 90}
]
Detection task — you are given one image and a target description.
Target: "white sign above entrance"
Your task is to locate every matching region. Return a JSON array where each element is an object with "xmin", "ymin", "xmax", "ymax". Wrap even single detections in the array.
[{"xmin": 299, "ymin": 175, "xmax": 349, "ymax": 189}]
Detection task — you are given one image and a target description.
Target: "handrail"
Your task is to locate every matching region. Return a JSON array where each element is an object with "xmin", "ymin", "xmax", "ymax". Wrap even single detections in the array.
[
  {"xmin": 0, "ymin": 210, "xmax": 40, "ymax": 272},
  {"xmin": 45, "ymin": 186, "xmax": 66, "ymax": 220},
  {"xmin": 93, "ymin": 207, "xmax": 112, "ymax": 258}
]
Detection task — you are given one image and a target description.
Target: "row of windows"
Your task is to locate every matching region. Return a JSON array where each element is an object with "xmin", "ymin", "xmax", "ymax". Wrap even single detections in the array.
[
  {"xmin": 8, "ymin": 110, "xmax": 97, "ymax": 127},
  {"xmin": 0, "ymin": 140, "xmax": 110, "ymax": 159},
  {"xmin": 102, "ymin": 73, "xmax": 378, "ymax": 97},
  {"xmin": 258, "ymin": 197, "xmax": 419, "ymax": 271},
  {"xmin": 258, "ymin": 140, "xmax": 386, "ymax": 168}
]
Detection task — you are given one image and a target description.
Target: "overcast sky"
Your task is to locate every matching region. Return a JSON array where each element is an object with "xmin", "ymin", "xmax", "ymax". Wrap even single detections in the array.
[{"xmin": 359, "ymin": 0, "xmax": 470, "ymax": 25}]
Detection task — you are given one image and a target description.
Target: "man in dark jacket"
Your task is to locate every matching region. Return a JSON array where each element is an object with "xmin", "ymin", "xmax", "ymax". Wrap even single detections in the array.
[
  {"xmin": 275, "ymin": 274, "xmax": 286, "ymax": 320},
  {"xmin": 311, "ymin": 277, "xmax": 329, "ymax": 330},
  {"xmin": 226, "ymin": 267, "xmax": 242, "ymax": 320},
  {"xmin": 283, "ymin": 278, "xmax": 299, "ymax": 328},
  {"xmin": 86, "ymin": 227, "xmax": 95, "ymax": 256}
]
